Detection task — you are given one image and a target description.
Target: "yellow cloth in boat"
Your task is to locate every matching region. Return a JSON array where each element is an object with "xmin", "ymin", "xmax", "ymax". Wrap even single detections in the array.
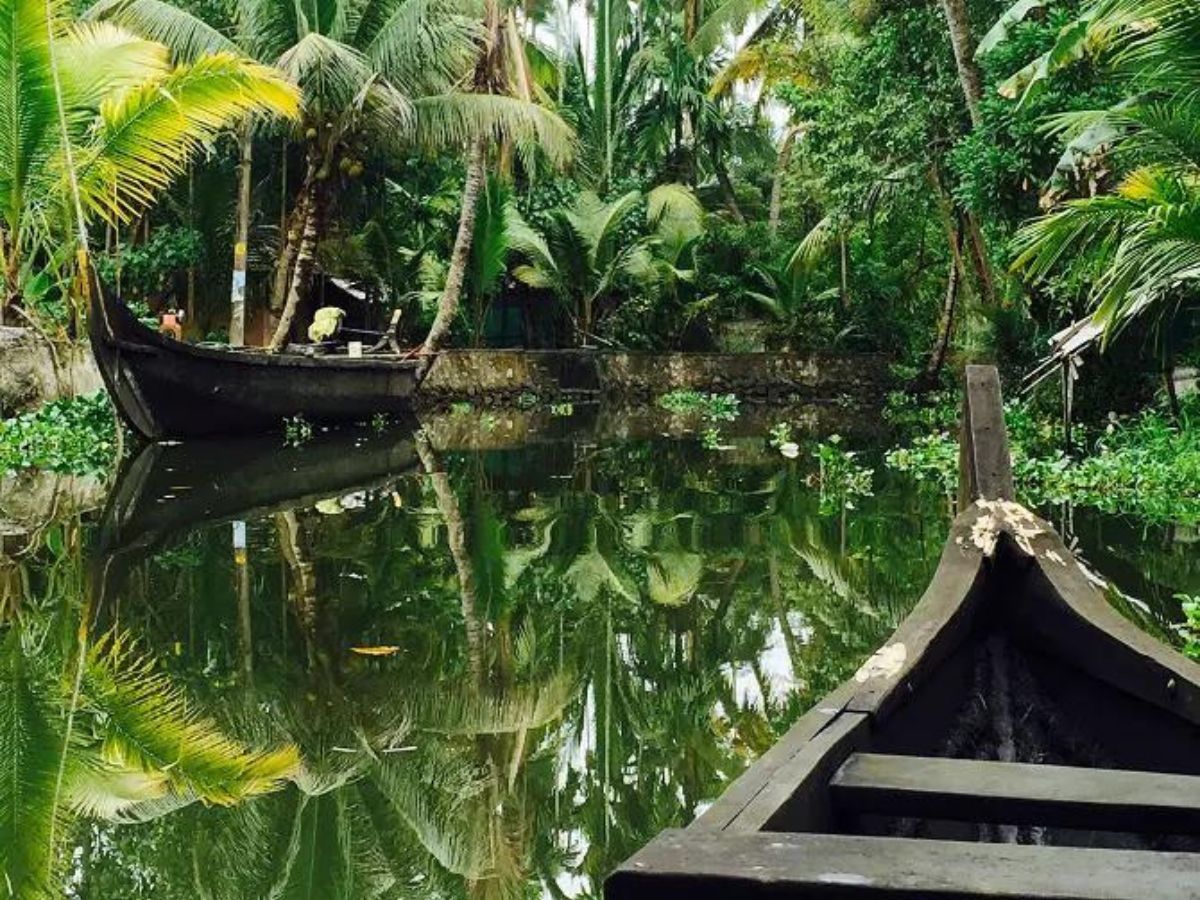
[{"xmin": 308, "ymin": 307, "xmax": 346, "ymax": 342}]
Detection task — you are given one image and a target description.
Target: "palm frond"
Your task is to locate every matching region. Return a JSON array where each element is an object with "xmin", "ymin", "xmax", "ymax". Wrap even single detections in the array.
[
  {"xmin": 81, "ymin": 634, "xmax": 300, "ymax": 805},
  {"xmin": 787, "ymin": 214, "xmax": 836, "ymax": 276},
  {"xmin": 647, "ymin": 551, "xmax": 703, "ymax": 606},
  {"xmin": 690, "ymin": 0, "xmax": 769, "ymax": 54},
  {"xmin": 412, "ymin": 93, "xmax": 574, "ymax": 169},
  {"xmin": 364, "ymin": 748, "xmax": 488, "ymax": 878},
  {"xmin": 1013, "ymin": 168, "xmax": 1200, "ymax": 339},
  {"xmin": 85, "ymin": 0, "xmax": 237, "ymax": 61},
  {"xmin": 646, "ymin": 182, "xmax": 704, "ymax": 230},
  {"xmin": 505, "ymin": 204, "xmax": 560, "ymax": 288},
  {"xmin": 0, "ymin": 0, "xmax": 58, "ymax": 231},
  {"xmin": 359, "ymin": 0, "xmax": 480, "ymax": 96},
  {"xmin": 65, "ymin": 760, "xmax": 169, "ymax": 820},
  {"xmin": 278, "ymin": 31, "xmax": 371, "ymax": 113},
  {"xmin": 59, "ymin": 21, "xmax": 168, "ymax": 108},
  {"xmin": 0, "ymin": 630, "xmax": 64, "ymax": 898},
  {"xmin": 570, "ymin": 189, "xmax": 640, "ymax": 268},
  {"xmin": 410, "ymin": 671, "xmax": 577, "ymax": 735},
  {"xmin": 77, "ymin": 52, "xmax": 299, "ymax": 223}
]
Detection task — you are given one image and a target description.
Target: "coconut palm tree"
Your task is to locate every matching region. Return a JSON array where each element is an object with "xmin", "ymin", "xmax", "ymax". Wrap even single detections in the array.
[
  {"xmin": 255, "ymin": 0, "xmax": 572, "ymax": 351},
  {"xmin": 507, "ymin": 183, "xmax": 704, "ymax": 343},
  {"xmin": 0, "ymin": 0, "xmax": 298, "ymax": 325}
]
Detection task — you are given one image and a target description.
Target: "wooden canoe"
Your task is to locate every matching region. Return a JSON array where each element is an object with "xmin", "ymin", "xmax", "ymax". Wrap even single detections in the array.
[
  {"xmin": 88, "ymin": 275, "xmax": 422, "ymax": 441},
  {"xmin": 607, "ymin": 366, "xmax": 1200, "ymax": 899}
]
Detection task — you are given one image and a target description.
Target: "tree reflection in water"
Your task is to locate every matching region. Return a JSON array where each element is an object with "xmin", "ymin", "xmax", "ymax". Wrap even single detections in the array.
[{"xmin": 2, "ymin": 426, "xmax": 957, "ymax": 898}]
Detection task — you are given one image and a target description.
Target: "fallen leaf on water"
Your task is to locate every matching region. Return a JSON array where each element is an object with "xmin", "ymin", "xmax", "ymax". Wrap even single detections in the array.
[{"xmin": 351, "ymin": 645, "xmax": 401, "ymax": 657}]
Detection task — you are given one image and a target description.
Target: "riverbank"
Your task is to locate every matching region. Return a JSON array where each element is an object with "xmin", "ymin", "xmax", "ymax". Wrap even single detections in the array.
[{"xmin": 417, "ymin": 349, "xmax": 890, "ymax": 407}]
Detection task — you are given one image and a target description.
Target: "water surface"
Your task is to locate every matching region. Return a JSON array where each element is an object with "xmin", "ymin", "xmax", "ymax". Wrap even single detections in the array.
[{"xmin": 1, "ymin": 406, "xmax": 1194, "ymax": 898}]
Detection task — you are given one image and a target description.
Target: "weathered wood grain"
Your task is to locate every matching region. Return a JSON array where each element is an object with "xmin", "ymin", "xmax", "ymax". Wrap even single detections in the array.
[
  {"xmin": 831, "ymin": 752, "xmax": 1200, "ymax": 833},
  {"xmin": 959, "ymin": 364, "xmax": 1015, "ymax": 505},
  {"xmin": 731, "ymin": 711, "xmax": 869, "ymax": 832},
  {"xmin": 606, "ymin": 830, "xmax": 1200, "ymax": 899}
]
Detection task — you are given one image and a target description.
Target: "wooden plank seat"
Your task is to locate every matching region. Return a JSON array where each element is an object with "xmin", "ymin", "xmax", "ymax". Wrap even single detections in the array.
[
  {"xmin": 608, "ymin": 830, "xmax": 1200, "ymax": 898},
  {"xmin": 831, "ymin": 753, "xmax": 1200, "ymax": 834}
]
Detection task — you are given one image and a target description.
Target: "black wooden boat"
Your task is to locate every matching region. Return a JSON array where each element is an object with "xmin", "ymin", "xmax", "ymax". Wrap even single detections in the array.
[
  {"xmin": 608, "ymin": 366, "xmax": 1200, "ymax": 899},
  {"xmin": 88, "ymin": 274, "xmax": 422, "ymax": 440}
]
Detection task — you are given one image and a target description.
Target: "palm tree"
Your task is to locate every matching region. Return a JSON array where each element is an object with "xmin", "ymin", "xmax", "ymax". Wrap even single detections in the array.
[
  {"xmin": 0, "ymin": 0, "xmax": 298, "ymax": 324},
  {"xmin": 421, "ymin": 0, "xmax": 573, "ymax": 356},
  {"xmin": 1006, "ymin": 0, "xmax": 1200, "ymax": 344},
  {"xmin": 507, "ymin": 183, "xmax": 704, "ymax": 343}
]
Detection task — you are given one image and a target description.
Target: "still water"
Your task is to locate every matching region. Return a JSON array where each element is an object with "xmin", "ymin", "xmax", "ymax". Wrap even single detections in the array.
[{"xmin": 1, "ymin": 406, "xmax": 1195, "ymax": 898}]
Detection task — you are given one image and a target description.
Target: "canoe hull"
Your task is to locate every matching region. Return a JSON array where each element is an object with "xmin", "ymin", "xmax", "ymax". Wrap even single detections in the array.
[
  {"xmin": 89, "ymin": 288, "xmax": 421, "ymax": 440},
  {"xmin": 607, "ymin": 366, "xmax": 1200, "ymax": 899}
]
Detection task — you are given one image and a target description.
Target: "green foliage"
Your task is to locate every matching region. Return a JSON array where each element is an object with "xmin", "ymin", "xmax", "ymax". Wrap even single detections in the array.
[
  {"xmin": 885, "ymin": 432, "xmax": 961, "ymax": 498},
  {"xmin": 508, "ymin": 184, "xmax": 705, "ymax": 344},
  {"xmin": 999, "ymin": 0, "xmax": 1200, "ymax": 342},
  {"xmin": 282, "ymin": 415, "xmax": 313, "ymax": 447},
  {"xmin": 888, "ymin": 397, "xmax": 1200, "ymax": 524},
  {"xmin": 813, "ymin": 435, "xmax": 874, "ymax": 514},
  {"xmin": 0, "ymin": 393, "xmax": 115, "ymax": 474},
  {"xmin": 950, "ymin": 1, "xmax": 1116, "ymax": 228},
  {"xmin": 96, "ymin": 226, "xmax": 203, "ymax": 303},
  {"xmin": 699, "ymin": 426, "xmax": 729, "ymax": 451},
  {"xmin": 768, "ymin": 422, "xmax": 792, "ymax": 449},
  {"xmin": 1179, "ymin": 596, "xmax": 1200, "ymax": 661},
  {"xmin": 657, "ymin": 390, "xmax": 740, "ymax": 421}
]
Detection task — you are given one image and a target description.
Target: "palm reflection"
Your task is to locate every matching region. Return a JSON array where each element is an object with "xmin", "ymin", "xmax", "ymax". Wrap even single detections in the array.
[{"xmin": 4, "ymin": 429, "xmax": 945, "ymax": 897}]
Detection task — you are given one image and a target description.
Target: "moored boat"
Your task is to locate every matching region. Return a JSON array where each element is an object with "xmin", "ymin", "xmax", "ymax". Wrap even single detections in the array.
[
  {"xmin": 606, "ymin": 366, "xmax": 1200, "ymax": 899},
  {"xmin": 88, "ymin": 274, "xmax": 422, "ymax": 441}
]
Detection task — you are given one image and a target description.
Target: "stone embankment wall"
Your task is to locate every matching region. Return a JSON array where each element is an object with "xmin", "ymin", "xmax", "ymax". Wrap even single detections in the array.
[
  {"xmin": 417, "ymin": 350, "xmax": 890, "ymax": 406},
  {"xmin": 0, "ymin": 327, "xmax": 102, "ymax": 416}
]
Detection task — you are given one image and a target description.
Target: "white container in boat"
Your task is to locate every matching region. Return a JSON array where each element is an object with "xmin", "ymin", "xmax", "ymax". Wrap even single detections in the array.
[{"xmin": 348, "ymin": 341, "xmax": 363, "ymax": 358}]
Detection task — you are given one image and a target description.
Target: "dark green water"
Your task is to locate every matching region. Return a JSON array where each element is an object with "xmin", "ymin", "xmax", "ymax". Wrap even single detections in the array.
[{"xmin": 1, "ymin": 408, "xmax": 1195, "ymax": 898}]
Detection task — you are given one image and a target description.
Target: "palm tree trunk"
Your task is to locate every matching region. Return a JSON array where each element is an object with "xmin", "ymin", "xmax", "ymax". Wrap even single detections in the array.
[
  {"xmin": 270, "ymin": 163, "xmax": 313, "ymax": 323},
  {"xmin": 1, "ymin": 234, "xmax": 18, "ymax": 326},
  {"xmin": 422, "ymin": 139, "xmax": 487, "ymax": 356},
  {"xmin": 927, "ymin": 166, "xmax": 972, "ymax": 292},
  {"xmin": 268, "ymin": 179, "xmax": 320, "ymax": 352},
  {"xmin": 839, "ymin": 233, "xmax": 850, "ymax": 310},
  {"xmin": 415, "ymin": 434, "xmax": 485, "ymax": 683},
  {"xmin": 229, "ymin": 123, "xmax": 253, "ymax": 346},
  {"xmin": 581, "ymin": 293, "xmax": 594, "ymax": 345},
  {"xmin": 769, "ymin": 126, "xmax": 800, "ymax": 237},
  {"xmin": 965, "ymin": 213, "xmax": 996, "ymax": 305},
  {"xmin": 937, "ymin": 0, "xmax": 984, "ymax": 128}
]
